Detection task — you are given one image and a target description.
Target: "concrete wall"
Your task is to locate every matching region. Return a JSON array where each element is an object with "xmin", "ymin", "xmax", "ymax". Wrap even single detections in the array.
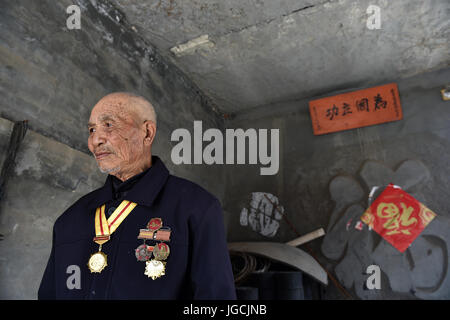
[
  {"xmin": 0, "ymin": 0, "xmax": 225, "ymax": 200},
  {"xmin": 223, "ymin": 67, "xmax": 450, "ymax": 299},
  {"xmin": 114, "ymin": 0, "xmax": 450, "ymax": 114},
  {"xmin": 0, "ymin": 0, "xmax": 226, "ymax": 299},
  {"xmin": 0, "ymin": 117, "xmax": 106, "ymax": 299}
]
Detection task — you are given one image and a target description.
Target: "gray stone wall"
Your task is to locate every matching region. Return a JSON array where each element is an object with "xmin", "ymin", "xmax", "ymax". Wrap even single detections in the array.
[{"xmin": 0, "ymin": 117, "xmax": 105, "ymax": 299}]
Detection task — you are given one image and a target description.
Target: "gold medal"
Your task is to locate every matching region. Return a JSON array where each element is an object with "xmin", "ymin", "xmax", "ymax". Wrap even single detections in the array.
[
  {"xmin": 88, "ymin": 251, "xmax": 108, "ymax": 273},
  {"xmin": 89, "ymin": 201, "xmax": 137, "ymax": 273},
  {"xmin": 144, "ymin": 259, "xmax": 166, "ymax": 280}
]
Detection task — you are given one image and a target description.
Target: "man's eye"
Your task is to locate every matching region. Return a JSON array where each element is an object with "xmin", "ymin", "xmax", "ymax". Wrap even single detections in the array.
[
  {"xmin": 106, "ymin": 122, "xmax": 112, "ymax": 128},
  {"xmin": 89, "ymin": 128, "xmax": 95, "ymax": 134}
]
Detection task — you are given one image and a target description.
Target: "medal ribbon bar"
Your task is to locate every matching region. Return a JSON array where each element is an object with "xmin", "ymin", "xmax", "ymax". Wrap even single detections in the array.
[{"xmin": 137, "ymin": 228, "xmax": 171, "ymax": 241}]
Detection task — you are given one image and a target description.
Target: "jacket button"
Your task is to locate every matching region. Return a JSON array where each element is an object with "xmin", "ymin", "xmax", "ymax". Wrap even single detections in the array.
[{"xmin": 107, "ymin": 207, "xmax": 116, "ymax": 217}]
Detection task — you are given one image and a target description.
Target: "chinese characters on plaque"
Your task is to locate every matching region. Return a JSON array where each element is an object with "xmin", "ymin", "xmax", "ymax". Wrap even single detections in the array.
[
  {"xmin": 309, "ymin": 83, "xmax": 402, "ymax": 135},
  {"xmin": 360, "ymin": 184, "xmax": 436, "ymax": 252}
]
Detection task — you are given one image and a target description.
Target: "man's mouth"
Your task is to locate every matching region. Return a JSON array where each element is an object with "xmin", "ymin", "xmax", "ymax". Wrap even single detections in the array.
[{"xmin": 95, "ymin": 152, "xmax": 112, "ymax": 160}]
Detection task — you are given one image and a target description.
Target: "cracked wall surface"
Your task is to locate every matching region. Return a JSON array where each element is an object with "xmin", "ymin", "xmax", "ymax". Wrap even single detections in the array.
[
  {"xmin": 114, "ymin": 0, "xmax": 325, "ymax": 49},
  {"xmin": 115, "ymin": 0, "xmax": 450, "ymax": 113}
]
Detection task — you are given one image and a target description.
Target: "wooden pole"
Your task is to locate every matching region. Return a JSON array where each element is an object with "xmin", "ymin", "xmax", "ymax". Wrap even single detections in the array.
[{"xmin": 285, "ymin": 228, "xmax": 325, "ymax": 247}]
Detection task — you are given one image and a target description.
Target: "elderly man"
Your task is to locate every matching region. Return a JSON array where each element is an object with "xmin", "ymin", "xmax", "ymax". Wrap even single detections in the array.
[{"xmin": 38, "ymin": 92, "xmax": 236, "ymax": 299}]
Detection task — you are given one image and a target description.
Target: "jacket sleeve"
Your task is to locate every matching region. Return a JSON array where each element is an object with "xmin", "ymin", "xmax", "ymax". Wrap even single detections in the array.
[
  {"xmin": 190, "ymin": 199, "xmax": 236, "ymax": 299},
  {"xmin": 38, "ymin": 223, "xmax": 57, "ymax": 299}
]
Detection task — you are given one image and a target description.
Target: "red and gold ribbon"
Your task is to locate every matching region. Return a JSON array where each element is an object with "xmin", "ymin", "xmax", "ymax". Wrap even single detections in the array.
[{"xmin": 94, "ymin": 200, "xmax": 138, "ymax": 245}]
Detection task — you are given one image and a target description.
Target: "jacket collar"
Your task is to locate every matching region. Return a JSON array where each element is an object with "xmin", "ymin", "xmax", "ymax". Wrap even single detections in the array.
[{"xmin": 86, "ymin": 155, "xmax": 169, "ymax": 210}]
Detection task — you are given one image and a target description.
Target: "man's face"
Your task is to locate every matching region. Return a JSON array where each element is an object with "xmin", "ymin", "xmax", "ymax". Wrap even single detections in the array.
[{"xmin": 87, "ymin": 98, "xmax": 145, "ymax": 176}]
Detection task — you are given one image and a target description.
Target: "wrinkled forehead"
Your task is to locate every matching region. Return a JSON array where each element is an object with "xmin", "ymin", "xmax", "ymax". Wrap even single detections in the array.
[{"xmin": 89, "ymin": 97, "xmax": 133, "ymax": 124}]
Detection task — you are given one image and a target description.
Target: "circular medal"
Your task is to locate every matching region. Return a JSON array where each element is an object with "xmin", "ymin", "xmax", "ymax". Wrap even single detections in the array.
[
  {"xmin": 147, "ymin": 218, "xmax": 163, "ymax": 231},
  {"xmin": 135, "ymin": 244, "xmax": 153, "ymax": 261},
  {"xmin": 88, "ymin": 251, "xmax": 108, "ymax": 273},
  {"xmin": 144, "ymin": 259, "xmax": 166, "ymax": 280},
  {"xmin": 153, "ymin": 242, "xmax": 170, "ymax": 261}
]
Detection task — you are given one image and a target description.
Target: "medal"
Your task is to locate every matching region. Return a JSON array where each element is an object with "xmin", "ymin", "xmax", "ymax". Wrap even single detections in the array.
[
  {"xmin": 88, "ymin": 250, "xmax": 108, "ymax": 273},
  {"xmin": 135, "ymin": 244, "xmax": 153, "ymax": 261},
  {"xmin": 153, "ymin": 242, "xmax": 170, "ymax": 260},
  {"xmin": 136, "ymin": 217, "xmax": 172, "ymax": 280},
  {"xmin": 144, "ymin": 259, "xmax": 166, "ymax": 280},
  {"xmin": 147, "ymin": 218, "xmax": 162, "ymax": 231},
  {"xmin": 89, "ymin": 200, "xmax": 138, "ymax": 273}
]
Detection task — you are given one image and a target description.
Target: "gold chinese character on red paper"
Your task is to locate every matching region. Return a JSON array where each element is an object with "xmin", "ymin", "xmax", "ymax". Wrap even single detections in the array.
[
  {"xmin": 376, "ymin": 202, "xmax": 417, "ymax": 235},
  {"xmin": 361, "ymin": 184, "xmax": 436, "ymax": 252}
]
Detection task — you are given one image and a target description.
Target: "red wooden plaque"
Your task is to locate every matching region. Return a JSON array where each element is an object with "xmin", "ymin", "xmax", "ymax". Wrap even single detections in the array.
[{"xmin": 309, "ymin": 83, "xmax": 402, "ymax": 135}]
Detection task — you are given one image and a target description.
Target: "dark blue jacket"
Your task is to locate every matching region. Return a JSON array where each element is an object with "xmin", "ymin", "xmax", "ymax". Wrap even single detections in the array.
[{"xmin": 38, "ymin": 156, "xmax": 236, "ymax": 299}]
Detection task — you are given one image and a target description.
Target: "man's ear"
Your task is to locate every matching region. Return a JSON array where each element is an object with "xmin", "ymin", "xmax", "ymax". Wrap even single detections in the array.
[{"xmin": 143, "ymin": 120, "xmax": 156, "ymax": 146}]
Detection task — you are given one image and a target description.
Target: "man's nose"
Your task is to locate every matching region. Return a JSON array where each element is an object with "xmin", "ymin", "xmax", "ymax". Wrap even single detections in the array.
[{"xmin": 91, "ymin": 129, "xmax": 107, "ymax": 147}]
